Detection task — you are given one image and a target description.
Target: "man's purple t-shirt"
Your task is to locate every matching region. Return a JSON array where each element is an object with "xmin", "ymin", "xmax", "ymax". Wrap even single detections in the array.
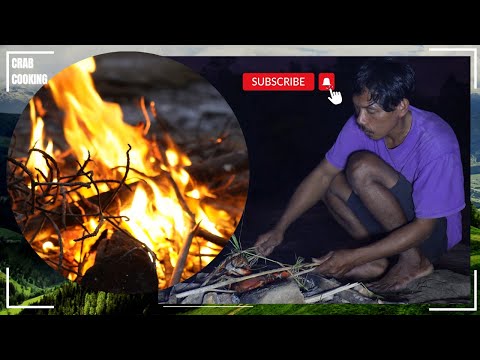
[{"xmin": 325, "ymin": 105, "xmax": 465, "ymax": 249}]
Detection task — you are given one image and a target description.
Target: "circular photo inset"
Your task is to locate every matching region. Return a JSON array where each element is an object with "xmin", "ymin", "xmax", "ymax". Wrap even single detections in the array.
[{"xmin": 7, "ymin": 52, "xmax": 249, "ymax": 294}]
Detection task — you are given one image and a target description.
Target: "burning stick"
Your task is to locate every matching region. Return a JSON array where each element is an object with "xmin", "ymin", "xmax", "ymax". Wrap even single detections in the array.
[
  {"xmin": 169, "ymin": 221, "xmax": 201, "ymax": 287},
  {"xmin": 150, "ymin": 133, "xmax": 196, "ymax": 224},
  {"xmin": 43, "ymin": 212, "xmax": 64, "ymax": 269}
]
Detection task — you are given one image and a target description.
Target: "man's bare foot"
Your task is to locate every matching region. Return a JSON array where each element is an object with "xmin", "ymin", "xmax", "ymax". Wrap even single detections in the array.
[
  {"xmin": 367, "ymin": 248, "xmax": 433, "ymax": 293},
  {"xmin": 342, "ymin": 258, "xmax": 388, "ymax": 281}
]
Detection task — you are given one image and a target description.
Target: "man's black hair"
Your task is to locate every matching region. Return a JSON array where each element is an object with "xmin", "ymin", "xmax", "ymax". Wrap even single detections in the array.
[{"xmin": 353, "ymin": 57, "xmax": 415, "ymax": 112}]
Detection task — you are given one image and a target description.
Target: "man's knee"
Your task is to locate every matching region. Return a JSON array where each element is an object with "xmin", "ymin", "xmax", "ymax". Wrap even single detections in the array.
[
  {"xmin": 324, "ymin": 172, "xmax": 352, "ymax": 203},
  {"xmin": 346, "ymin": 151, "xmax": 397, "ymax": 190}
]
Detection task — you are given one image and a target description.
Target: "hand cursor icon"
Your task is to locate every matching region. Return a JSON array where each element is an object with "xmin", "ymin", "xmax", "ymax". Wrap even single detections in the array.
[{"xmin": 328, "ymin": 89, "xmax": 342, "ymax": 105}]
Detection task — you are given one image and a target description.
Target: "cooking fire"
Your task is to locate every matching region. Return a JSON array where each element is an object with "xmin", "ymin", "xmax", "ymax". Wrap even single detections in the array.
[{"xmin": 6, "ymin": 54, "xmax": 248, "ymax": 293}]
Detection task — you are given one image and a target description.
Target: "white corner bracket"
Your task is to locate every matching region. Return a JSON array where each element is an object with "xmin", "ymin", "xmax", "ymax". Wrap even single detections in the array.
[
  {"xmin": 429, "ymin": 270, "xmax": 477, "ymax": 312},
  {"xmin": 5, "ymin": 267, "xmax": 54, "ymax": 309}
]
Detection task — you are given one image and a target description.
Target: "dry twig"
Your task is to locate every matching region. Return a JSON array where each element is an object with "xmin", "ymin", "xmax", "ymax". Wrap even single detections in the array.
[{"xmin": 169, "ymin": 221, "xmax": 201, "ymax": 287}]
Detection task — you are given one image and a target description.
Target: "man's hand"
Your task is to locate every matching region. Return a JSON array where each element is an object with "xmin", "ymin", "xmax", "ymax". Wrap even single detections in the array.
[
  {"xmin": 254, "ymin": 228, "xmax": 285, "ymax": 257},
  {"xmin": 312, "ymin": 249, "xmax": 358, "ymax": 278}
]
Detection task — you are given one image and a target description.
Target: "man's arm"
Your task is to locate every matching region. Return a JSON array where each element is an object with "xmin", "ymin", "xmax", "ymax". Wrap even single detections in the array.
[
  {"xmin": 255, "ymin": 158, "xmax": 341, "ymax": 256},
  {"xmin": 355, "ymin": 218, "xmax": 437, "ymax": 263},
  {"xmin": 314, "ymin": 217, "xmax": 437, "ymax": 277}
]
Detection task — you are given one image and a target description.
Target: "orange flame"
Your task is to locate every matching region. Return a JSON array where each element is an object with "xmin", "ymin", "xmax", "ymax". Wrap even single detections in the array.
[
  {"xmin": 48, "ymin": 58, "xmax": 153, "ymax": 176},
  {"xmin": 27, "ymin": 98, "xmax": 54, "ymax": 180},
  {"xmin": 24, "ymin": 56, "xmax": 238, "ymax": 289}
]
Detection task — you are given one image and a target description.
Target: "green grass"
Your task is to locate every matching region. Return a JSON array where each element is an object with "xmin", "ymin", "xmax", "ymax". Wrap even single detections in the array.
[
  {"xmin": 0, "ymin": 268, "xmax": 63, "ymax": 315},
  {"xmin": 0, "ymin": 295, "xmax": 44, "ymax": 315},
  {"xmin": 471, "ymin": 255, "xmax": 480, "ymax": 270},
  {"xmin": 182, "ymin": 303, "xmax": 472, "ymax": 316},
  {"xmin": 472, "ymin": 226, "xmax": 480, "ymax": 254},
  {"xmin": 0, "ymin": 271, "xmax": 26, "ymax": 294},
  {"xmin": 0, "ymin": 228, "xmax": 23, "ymax": 242},
  {"xmin": 471, "ymin": 226, "xmax": 480, "ymax": 238},
  {"xmin": 0, "ymin": 270, "xmax": 44, "ymax": 303},
  {"xmin": 0, "ymin": 270, "xmax": 44, "ymax": 296}
]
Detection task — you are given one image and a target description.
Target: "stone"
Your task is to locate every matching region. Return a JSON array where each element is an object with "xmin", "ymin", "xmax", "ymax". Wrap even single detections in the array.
[
  {"xmin": 240, "ymin": 279, "xmax": 305, "ymax": 304},
  {"xmin": 400, "ymin": 269, "xmax": 471, "ymax": 304}
]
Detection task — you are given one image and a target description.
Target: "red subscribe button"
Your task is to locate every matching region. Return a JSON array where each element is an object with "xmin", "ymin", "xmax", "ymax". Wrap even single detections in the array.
[{"xmin": 243, "ymin": 73, "xmax": 315, "ymax": 91}]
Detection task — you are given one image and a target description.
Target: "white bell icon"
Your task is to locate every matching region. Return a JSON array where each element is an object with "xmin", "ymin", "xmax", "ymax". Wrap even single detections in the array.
[{"xmin": 322, "ymin": 77, "xmax": 331, "ymax": 87}]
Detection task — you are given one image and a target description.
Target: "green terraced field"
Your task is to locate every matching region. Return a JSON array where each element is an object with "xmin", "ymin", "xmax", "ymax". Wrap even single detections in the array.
[{"xmin": 472, "ymin": 174, "xmax": 480, "ymax": 207}]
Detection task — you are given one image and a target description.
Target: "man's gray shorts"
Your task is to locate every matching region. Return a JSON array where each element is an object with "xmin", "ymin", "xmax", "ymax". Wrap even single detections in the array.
[{"xmin": 346, "ymin": 173, "xmax": 447, "ymax": 263}]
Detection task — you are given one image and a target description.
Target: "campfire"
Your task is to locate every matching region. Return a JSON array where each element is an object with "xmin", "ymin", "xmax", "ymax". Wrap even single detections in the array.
[{"xmin": 6, "ymin": 55, "xmax": 248, "ymax": 293}]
